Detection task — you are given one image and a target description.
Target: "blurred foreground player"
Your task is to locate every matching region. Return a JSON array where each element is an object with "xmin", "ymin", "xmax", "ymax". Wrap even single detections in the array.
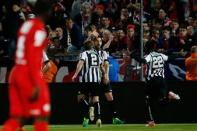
[{"xmin": 2, "ymin": 0, "xmax": 53, "ymax": 131}]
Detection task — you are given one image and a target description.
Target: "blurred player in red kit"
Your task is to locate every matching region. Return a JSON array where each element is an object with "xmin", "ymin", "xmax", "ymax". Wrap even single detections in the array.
[{"xmin": 2, "ymin": 0, "xmax": 53, "ymax": 131}]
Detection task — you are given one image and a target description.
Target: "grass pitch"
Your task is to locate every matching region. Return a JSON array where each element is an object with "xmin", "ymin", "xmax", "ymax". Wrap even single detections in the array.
[{"xmin": 2, "ymin": 124, "xmax": 197, "ymax": 131}]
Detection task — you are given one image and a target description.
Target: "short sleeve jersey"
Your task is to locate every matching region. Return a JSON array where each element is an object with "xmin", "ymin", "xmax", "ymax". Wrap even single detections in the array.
[{"xmin": 145, "ymin": 51, "xmax": 168, "ymax": 80}]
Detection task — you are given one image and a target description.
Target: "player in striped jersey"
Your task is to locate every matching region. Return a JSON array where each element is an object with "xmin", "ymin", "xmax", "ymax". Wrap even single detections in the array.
[
  {"xmin": 131, "ymin": 40, "xmax": 180, "ymax": 127},
  {"xmin": 90, "ymin": 39, "xmax": 124, "ymax": 124},
  {"xmin": 72, "ymin": 40, "xmax": 102, "ymax": 127}
]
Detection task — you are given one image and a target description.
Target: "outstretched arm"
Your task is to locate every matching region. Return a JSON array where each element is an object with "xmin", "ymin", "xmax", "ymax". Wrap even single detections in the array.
[
  {"xmin": 166, "ymin": 52, "xmax": 185, "ymax": 62},
  {"xmin": 130, "ymin": 51, "xmax": 147, "ymax": 64}
]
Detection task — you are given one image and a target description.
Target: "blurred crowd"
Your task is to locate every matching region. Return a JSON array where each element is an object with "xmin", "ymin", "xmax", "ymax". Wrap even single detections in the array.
[{"xmin": 0, "ymin": 0, "xmax": 197, "ymax": 62}]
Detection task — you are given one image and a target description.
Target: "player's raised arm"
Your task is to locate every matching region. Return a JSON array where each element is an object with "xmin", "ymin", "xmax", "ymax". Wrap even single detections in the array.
[{"xmin": 130, "ymin": 50, "xmax": 147, "ymax": 64}]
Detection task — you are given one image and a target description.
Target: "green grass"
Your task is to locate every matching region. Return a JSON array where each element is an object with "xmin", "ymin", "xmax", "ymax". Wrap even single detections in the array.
[{"xmin": 2, "ymin": 124, "xmax": 197, "ymax": 131}]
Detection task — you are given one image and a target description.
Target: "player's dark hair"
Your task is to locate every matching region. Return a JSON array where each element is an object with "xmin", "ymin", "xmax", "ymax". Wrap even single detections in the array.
[
  {"xmin": 33, "ymin": 0, "xmax": 53, "ymax": 16},
  {"xmin": 84, "ymin": 40, "xmax": 94, "ymax": 50},
  {"xmin": 144, "ymin": 40, "xmax": 157, "ymax": 54}
]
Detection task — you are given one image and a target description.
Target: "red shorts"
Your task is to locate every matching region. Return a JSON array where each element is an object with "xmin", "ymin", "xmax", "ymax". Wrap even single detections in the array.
[{"xmin": 9, "ymin": 66, "xmax": 50, "ymax": 118}]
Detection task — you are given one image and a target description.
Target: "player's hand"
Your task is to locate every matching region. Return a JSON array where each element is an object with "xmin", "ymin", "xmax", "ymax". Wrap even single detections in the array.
[
  {"xmin": 29, "ymin": 86, "xmax": 40, "ymax": 102},
  {"xmin": 72, "ymin": 74, "xmax": 77, "ymax": 82}
]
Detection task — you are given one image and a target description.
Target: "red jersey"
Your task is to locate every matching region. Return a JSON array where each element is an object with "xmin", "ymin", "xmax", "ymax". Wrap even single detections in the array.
[
  {"xmin": 15, "ymin": 18, "xmax": 48, "ymax": 86},
  {"xmin": 8, "ymin": 18, "xmax": 50, "ymax": 117}
]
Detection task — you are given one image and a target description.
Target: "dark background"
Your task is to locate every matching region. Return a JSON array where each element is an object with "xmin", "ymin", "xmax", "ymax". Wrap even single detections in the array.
[{"xmin": 0, "ymin": 81, "xmax": 197, "ymax": 124}]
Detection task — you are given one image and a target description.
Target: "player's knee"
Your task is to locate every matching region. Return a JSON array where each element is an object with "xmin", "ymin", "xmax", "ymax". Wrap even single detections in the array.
[
  {"xmin": 105, "ymin": 92, "xmax": 113, "ymax": 101},
  {"xmin": 77, "ymin": 94, "xmax": 85, "ymax": 103},
  {"xmin": 92, "ymin": 96, "xmax": 99, "ymax": 103}
]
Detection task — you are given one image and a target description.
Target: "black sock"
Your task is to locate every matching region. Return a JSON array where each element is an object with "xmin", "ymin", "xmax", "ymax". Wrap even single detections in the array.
[
  {"xmin": 145, "ymin": 96, "xmax": 154, "ymax": 122},
  {"xmin": 108, "ymin": 100, "xmax": 118, "ymax": 118},
  {"xmin": 93, "ymin": 102, "xmax": 101, "ymax": 119},
  {"xmin": 80, "ymin": 99, "xmax": 89, "ymax": 118}
]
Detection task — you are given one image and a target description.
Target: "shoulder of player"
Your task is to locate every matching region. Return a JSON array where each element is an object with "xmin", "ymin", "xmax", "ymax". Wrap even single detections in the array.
[
  {"xmin": 80, "ymin": 49, "xmax": 99, "ymax": 56},
  {"xmin": 32, "ymin": 17, "xmax": 45, "ymax": 27},
  {"xmin": 150, "ymin": 51, "xmax": 166, "ymax": 57},
  {"xmin": 20, "ymin": 18, "xmax": 45, "ymax": 34},
  {"xmin": 101, "ymin": 50, "xmax": 108, "ymax": 55},
  {"xmin": 29, "ymin": 18, "xmax": 46, "ymax": 34},
  {"xmin": 80, "ymin": 50, "xmax": 89, "ymax": 54},
  {"xmin": 144, "ymin": 53, "xmax": 151, "ymax": 58},
  {"xmin": 79, "ymin": 50, "xmax": 89, "ymax": 58},
  {"xmin": 159, "ymin": 52, "xmax": 168, "ymax": 59},
  {"xmin": 99, "ymin": 50, "xmax": 109, "ymax": 56}
]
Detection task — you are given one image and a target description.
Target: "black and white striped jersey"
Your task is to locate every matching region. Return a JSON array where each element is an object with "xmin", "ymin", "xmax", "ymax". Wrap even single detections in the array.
[
  {"xmin": 79, "ymin": 49, "xmax": 102, "ymax": 83},
  {"xmin": 145, "ymin": 51, "xmax": 168, "ymax": 80},
  {"xmin": 97, "ymin": 50, "xmax": 109, "ymax": 77},
  {"xmin": 98, "ymin": 50, "xmax": 109, "ymax": 64}
]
